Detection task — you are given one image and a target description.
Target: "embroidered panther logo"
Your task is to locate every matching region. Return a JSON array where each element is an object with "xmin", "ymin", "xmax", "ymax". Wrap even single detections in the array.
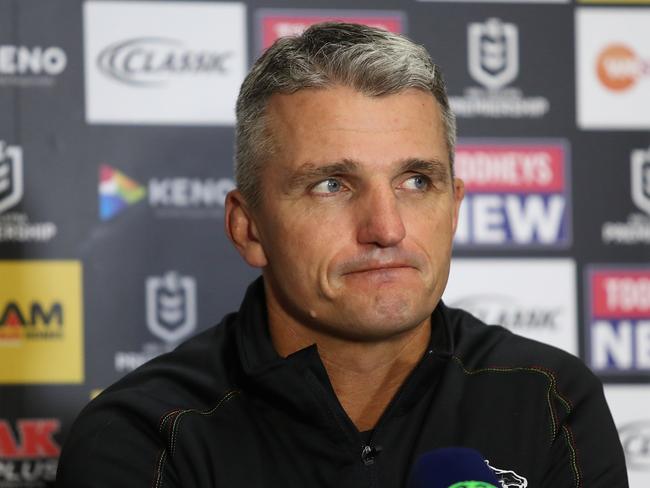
[{"xmin": 486, "ymin": 460, "xmax": 528, "ymax": 488}]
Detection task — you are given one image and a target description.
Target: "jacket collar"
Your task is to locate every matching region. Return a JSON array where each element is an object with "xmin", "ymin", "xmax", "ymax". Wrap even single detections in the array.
[{"xmin": 234, "ymin": 276, "xmax": 455, "ymax": 418}]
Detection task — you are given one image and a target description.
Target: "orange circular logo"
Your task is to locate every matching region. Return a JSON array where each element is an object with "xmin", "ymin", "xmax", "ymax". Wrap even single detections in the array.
[{"xmin": 596, "ymin": 44, "xmax": 639, "ymax": 92}]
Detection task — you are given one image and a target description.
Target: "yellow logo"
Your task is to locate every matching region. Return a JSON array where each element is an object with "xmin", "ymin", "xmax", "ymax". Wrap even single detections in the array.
[{"xmin": 0, "ymin": 261, "xmax": 83, "ymax": 383}]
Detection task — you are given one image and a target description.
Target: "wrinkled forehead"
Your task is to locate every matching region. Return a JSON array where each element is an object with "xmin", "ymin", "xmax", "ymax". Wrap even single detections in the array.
[{"xmin": 262, "ymin": 86, "xmax": 448, "ymax": 171}]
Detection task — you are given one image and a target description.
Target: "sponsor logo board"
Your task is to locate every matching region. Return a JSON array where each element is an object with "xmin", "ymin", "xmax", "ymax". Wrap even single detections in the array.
[
  {"xmin": 84, "ymin": 1, "xmax": 246, "ymax": 125},
  {"xmin": 602, "ymin": 147, "xmax": 650, "ymax": 245},
  {"xmin": 576, "ymin": 8, "xmax": 650, "ymax": 129},
  {"xmin": 444, "ymin": 258, "xmax": 578, "ymax": 355},
  {"xmin": 0, "ymin": 418, "xmax": 61, "ymax": 486},
  {"xmin": 114, "ymin": 271, "xmax": 197, "ymax": 373},
  {"xmin": 256, "ymin": 9, "xmax": 404, "ymax": 51},
  {"xmin": 454, "ymin": 140, "xmax": 571, "ymax": 248},
  {"xmin": 0, "ymin": 261, "xmax": 83, "ymax": 383},
  {"xmin": 604, "ymin": 385, "xmax": 650, "ymax": 484},
  {"xmin": 98, "ymin": 164, "xmax": 234, "ymax": 221},
  {"xmin": 419, "ymin": 0, "xmax": 566, "ymax": 2},
  {"xmin": 0, "ymin": 43, "xmax": 67, "ymax": 87},
  {"xmin": 0, "ymin": 141, "xmax": 57, "ymax": 243},
  {"xmin": 450, "ymin": 18, "xmax": 550, "ymax": 119},
  {"xmin": 586, "ymin": 267, "xmax": 650, "ymax": 374}
]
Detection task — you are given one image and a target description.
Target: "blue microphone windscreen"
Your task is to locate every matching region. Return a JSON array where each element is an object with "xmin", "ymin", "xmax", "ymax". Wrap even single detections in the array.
[{"xmin": 407, "ymin": 447, "xmax": 501, "ymax": 488}]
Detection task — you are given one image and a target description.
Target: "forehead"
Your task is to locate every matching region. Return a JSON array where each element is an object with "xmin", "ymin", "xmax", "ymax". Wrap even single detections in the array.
[{"xmin": 264, "ymin": 86, "xmax": 448, "ymax": 172}]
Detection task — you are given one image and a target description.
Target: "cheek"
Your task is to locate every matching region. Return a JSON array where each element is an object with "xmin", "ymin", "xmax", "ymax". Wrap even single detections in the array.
[{"xmin": 266, "ymin": 210, "xmax": 342, "ymax": 274}]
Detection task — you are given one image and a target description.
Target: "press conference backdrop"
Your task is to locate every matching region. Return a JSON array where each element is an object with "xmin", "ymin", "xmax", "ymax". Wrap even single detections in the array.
[{"xmin": 0, "ymin": 0, "xmax": 649, "ymax": 485}]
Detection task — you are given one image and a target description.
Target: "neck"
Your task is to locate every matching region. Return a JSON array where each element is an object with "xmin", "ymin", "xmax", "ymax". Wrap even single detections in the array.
[{"xmin": 266, "ymin": 289, "xmax": 431, "ymax": 432}]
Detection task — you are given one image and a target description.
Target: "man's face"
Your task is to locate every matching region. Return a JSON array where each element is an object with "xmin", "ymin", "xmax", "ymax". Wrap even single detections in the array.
[{"xmin": 248, "ymin": 85, "xmax": 463, "ymax": 342}]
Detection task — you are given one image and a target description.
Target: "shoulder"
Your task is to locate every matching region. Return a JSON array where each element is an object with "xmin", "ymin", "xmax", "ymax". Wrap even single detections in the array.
[
  {"xmin": 443, "ymin": 303, "xmax": 602, "ymax": 395},
  {"xmin": 57, "ymin": 315, "xmax": 241, "ymax": 486}
]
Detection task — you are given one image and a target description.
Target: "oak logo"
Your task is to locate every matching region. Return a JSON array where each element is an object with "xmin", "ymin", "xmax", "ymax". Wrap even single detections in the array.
[
  {"xmin": 0, "ymin": 301, "xmax": 63, "ymax": 342},
  {"xmin": 0, "ymin": 419, "xmax": 60, "ymax": 485}
]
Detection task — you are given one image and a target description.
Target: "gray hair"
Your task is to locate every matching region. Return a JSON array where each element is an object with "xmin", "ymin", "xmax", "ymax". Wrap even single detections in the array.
[{"xmin": 235, "ymin": 22, "xmax": 456, "ymax": 208}]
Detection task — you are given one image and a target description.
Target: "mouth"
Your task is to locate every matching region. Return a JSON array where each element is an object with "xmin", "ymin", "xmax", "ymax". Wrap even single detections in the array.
[{"xmin": 344, "ymin": 263, "xmax": 414, "ymax": 275}]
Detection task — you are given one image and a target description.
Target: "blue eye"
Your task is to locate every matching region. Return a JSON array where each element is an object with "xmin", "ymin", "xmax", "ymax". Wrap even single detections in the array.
[
  {"xmin": 313, "ymin": 178, "xmax": 342, "ymax": 194},
  {"xmin": 404, "ymin": 175, "xmax": 429, "ymax": 190}
]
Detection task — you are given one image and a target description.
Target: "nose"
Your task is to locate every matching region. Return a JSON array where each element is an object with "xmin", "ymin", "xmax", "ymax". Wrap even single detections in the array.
[{"xmin": 356, "ymin": 185, "xmax": 406, "ymax": 247}]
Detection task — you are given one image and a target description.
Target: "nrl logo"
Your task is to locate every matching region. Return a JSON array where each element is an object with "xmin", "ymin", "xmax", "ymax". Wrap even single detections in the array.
[
  {"xmin": 146, "ymin": 271, "xmax": 197, "ymax": 343},
  {"xmin": 486, "ymin": 460, "xmax": 528, "ymax": 488},
  {"xmin": 468, "ymin": 18, "xmax": 519, "ymax": 90},
  {"xmin": 0, "ymin": 141, "xmax": 24, "ymax": 215},
  {"xmin": 631, "ymin": 147, "xmax": 650, "ymax": 216}
]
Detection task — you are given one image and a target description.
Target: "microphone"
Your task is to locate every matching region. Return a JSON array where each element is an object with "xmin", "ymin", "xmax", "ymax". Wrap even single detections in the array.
[{"xmin": 407, "ymin": 447, "xmax": 501, "ymax": 488}]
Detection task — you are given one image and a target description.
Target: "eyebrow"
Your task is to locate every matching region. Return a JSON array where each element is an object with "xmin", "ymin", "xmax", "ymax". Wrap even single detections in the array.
[{"xmin": 286, "ymin": 157, "xmax": 449, "ymax": 192}]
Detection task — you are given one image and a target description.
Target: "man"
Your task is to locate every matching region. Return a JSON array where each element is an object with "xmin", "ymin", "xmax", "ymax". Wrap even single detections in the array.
[{"xmin": 58, "ymin": 23, "xmax": 627, "ymax": 487}]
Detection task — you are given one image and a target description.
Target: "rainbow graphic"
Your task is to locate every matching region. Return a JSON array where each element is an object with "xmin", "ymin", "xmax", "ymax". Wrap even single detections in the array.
[{"xmin": 99, "ymin": 164, "xmax": 146, "ymax": 221}]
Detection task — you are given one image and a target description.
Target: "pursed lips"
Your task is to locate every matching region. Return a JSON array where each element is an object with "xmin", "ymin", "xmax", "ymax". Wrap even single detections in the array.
[{"xmin": 343, "ymin": 262, "xmax": 415, "ymax": 275}]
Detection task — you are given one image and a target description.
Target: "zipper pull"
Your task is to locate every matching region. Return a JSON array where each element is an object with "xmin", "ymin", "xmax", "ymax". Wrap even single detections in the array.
[{"xmin": 361, "ymin": 444, "xmax": 383, "ymax": 466}]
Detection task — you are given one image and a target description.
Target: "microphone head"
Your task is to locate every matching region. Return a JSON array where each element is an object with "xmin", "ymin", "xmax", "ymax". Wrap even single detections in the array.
[{"xmin": 407, "ymin": 447, "xmax": 502, "ymax": 488}]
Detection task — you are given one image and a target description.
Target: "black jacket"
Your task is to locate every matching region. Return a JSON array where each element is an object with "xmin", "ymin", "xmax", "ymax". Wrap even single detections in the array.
[{"xmin": 57, "ymin": 278, "xmax": 628, "ymax": 487}]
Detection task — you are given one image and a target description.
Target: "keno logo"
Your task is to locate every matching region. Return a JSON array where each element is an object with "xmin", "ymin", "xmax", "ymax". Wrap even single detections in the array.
[
  {"xmin": 587, "ymin": 268, "xmax": 650, "ymax": 373},
  {"xmin": 0, "ymin": 141, "xmax": 23, "ymax": 215},
  {"xmin": 146, "ymin": 271, "xmax": 197, "ymax": 344},
  {"xmin": 454, "ymin": 141, "xmax": 570, "ymax": 247},
  {"xmin": 619, "ymin": 421, "xmax": 650, "ymax": 469},
  {"xmin": 0, "ymin": 419, "xmax": 60, "ymax": 485},
  {"xmin": 468, "ymin": 18, "xmax": 518, "ymax": 90},
  {"xmin": 97, "ymin": 37, "xmax": 232, "ymax": 86},
  {"xmin": 596, "ymin": 44, "xmax": 650, "ymax": 92}
]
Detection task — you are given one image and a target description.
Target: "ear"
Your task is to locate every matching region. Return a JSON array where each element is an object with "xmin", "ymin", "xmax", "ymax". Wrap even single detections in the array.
[
  {"xmin": 224, "ymin": 190, "xmax": 268, "ymax": 268},
  {"xmin": 451, "ymin": 177, "xmax": 465, "ymax": 235}
]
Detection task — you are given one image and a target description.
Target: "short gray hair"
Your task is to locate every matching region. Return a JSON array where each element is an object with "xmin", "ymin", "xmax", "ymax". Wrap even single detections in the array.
[{"xmin": 235, "ymin": 22, "xmax": 456, "ymax": 208}]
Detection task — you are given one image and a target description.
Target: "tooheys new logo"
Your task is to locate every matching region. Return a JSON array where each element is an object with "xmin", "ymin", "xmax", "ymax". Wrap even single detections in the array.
[
  {"xmin": 587, "ymin": 268, "xmax": 650, "ymax": 373},
  {"xmin": 97, "ymin": 37, "xmax": 232, "ymax": 86},
  {"xmin": 257, "ymin": 10, "xmax": 404, "ymax": 51},
  {"xmin": 0, "ymin": 419, "xmax": 61, "ymax": 485},
  {"xmin": 0, "ymin": 44, "xmax": 67, "ymax": 86},
  {"xmin": 449, "ymin": 18, "xmax": 549, "ymax": 119},
  {"xmin": 453, "ymin": 141, "xmax": 570, "ymax": 247},
  {"xmin": 602, "ymin": 147, "xmax": 650, "ymax": 244},
  {"xmin": 619, "ymin": 421, "xmax": 650, "ymax": 470},
  {"xmin": 114, "ymin": 271, "xmax": 197, "ymax": 373}
]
